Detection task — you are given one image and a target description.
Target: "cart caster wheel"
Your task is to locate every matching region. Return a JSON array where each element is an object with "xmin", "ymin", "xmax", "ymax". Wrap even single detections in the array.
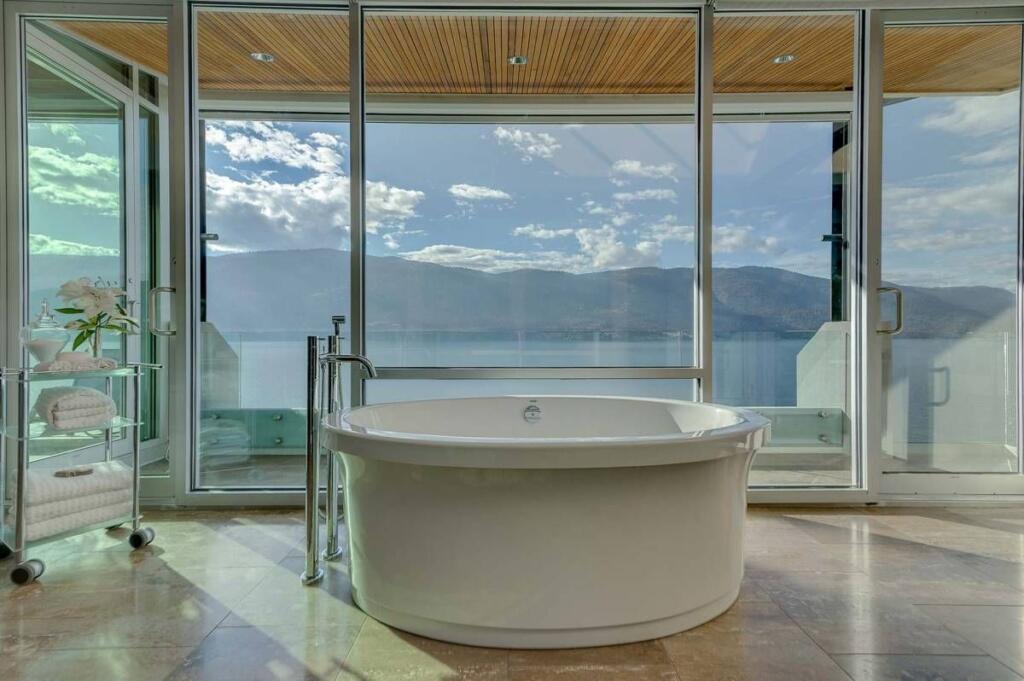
[
  {"xmin": 0, "ymin": 542, "xmax": 12, "ymax": 561},
  {"xmin": 129, "ymin": 527, "xmax": 155, "ymax": 549},
  {"xmin": 10, "ymin": 559, "xmax": 45, "ymax": 585}
]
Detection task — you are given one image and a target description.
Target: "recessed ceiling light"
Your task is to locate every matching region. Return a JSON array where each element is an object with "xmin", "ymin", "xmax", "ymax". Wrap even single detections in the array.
[
  {"xmin": 507, "ymin": 55, "xmax": 528, "ymax": 66},
  {"xmin": 772, "ymin": 53, "xmax": 797, "ymax": 65},
  {"xmin": 250, "ymin": 52, "xmax": 275, "ymax": 63}
]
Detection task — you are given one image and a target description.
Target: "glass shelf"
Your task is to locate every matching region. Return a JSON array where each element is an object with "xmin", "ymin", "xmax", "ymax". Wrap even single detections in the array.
[
  {"xmin": 0, "ymin": 363, "xmax": 161, "ymax": 383},
  {"xmin": 1, "ymin": 416, "xmax": 140, "ymax": 442}
]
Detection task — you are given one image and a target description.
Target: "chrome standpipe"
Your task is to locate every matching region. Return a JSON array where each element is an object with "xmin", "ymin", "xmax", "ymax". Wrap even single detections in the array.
[
  {"xmin": 301, "ymin": 336, "xmax": 324, "ymax": 586},
  {"xmin": 323, "ymin": 319, "xmax": 344, "ymax": 562},
  {"xmin": 303, "ymin": 322, "xmax": 376, "ymax": 585}
]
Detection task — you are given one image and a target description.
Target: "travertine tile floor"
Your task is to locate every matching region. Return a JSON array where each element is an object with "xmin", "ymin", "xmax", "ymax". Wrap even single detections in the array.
[{"xmin": 4, "ymin": 506, "xmax": 1024, "ymax": 680}]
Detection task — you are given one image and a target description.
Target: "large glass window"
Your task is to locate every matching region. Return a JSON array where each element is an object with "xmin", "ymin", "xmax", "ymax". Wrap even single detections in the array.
[
  {"xmin": 195, "ymin": 9, "xmax": 349, "ymax": 488},
  {"xmin": 364, "ymin": 12, "xmax": 698, "ymax": 373},
  {"xmin": 881, "ymin": 23, "xmax": 1021, "ymax": 474},
  {"xmin": 365, "ymin": 121, "xmax": 696, "ymax": 368}
]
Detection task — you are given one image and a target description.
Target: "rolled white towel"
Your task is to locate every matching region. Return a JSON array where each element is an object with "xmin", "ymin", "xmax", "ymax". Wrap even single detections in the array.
[{"xmin": 34, "ymin": 387, "xmax": 116, "ymax": 426}]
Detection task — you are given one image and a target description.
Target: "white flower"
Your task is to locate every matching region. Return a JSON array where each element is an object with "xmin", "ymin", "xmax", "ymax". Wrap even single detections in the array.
[
  {"xmin": 58, "ymin": 278, "xmax": 128, "ymax": 320},
  {"xmin": 57, "ymin": 277, "xmax": 93, "ymax": 302}
]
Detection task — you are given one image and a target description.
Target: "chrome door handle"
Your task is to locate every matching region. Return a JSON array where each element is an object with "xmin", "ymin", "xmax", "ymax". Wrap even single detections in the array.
[
  {"xmin": 877, "ymin": 286, "xmax": 903, "ymax": 335},
  {"xmin": 148, "ymin": 286, "xmax": 176, "ymax": 337}
]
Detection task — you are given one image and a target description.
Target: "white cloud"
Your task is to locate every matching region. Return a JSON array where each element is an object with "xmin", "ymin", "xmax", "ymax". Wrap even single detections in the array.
[
  {"xmin": 642, "ymin": 215, "xmax": 694, "ymax": 244},
  {"xmin": 366, "ymin": 180, "xmax": 426, "ymax": 230},
  {"xmin": 400, "ymin": 244, "xmax": 583, "ymax": 273},
  {"xmin": 575, "ymin": 226, "xmax": 660, "ymax": 270},
  {"xmin": 921, "ymin": 91, "xmax": 1019, "ymax": 137},
  {"xmin": 961, "ymin": 143, "xmax": 1018, "ymax": 166},
  {"xmin": 713, "ymin": 224, "xmax": 779, "ymax": 254},
  {"xmin": 199, "ymin": 120, "xmax": 426, "ymax": 253},
  {"xmin": 581, "ymin": 201, "xmax": 611, "ymax": 215},
  {"xmin": 611, "ymin": 159, "xmax": 677, "ymax": 181},
  {"xmin": 204, "ymin": 170, "xmax": 424, "ymax": 251},
  {"xmin": 884, "ymin": 228, "xmax": 1010, "ymax": 252},
  {"xmin": 28, "ymin": 146, "xmax": 120, "ymax": 215},
  {"xmin": 880, "ymin": 164, "xmax": 1017, "ymax": 288},
  {"xmin": 45, "ymin": 123, "xmax": 85, "ymax": 146},
  {"xmin": 404, "ymin": 222, "xmax": 671, "ymax": 274},
  {"xmin": 448, "ymin": 183, "xmax": 512, "ymax": 201},
  {"xmin": 29, "ymin": 234, "xmax": 117, "ymax": 256},
  {"xmin": 612, "ymin": 189, "xmax": 677, "ymax": 203},
  {"xmin": 205, "ymin": 121, "xmax": 345, "ymax": 173},
  {"xmin": 513, "ymin": 224, "xmax": 574, "ymax": 239},
  {"xmin": 609, "ymin": 211, "xmax": 635, "ymax": 227},
  {"xmin": 309, "ymin": 132, "xmax": 342, "ymax": 147},
  {"xmin": 493, "ymin": 126, "xmax": 561, "ymax": 161},
  {"xmin": 880, "ymin": 158, "xmax": 1015, "ymax": 286},
  {"xmin": 883, "ymin": 169, "xmax": 1016, "ymax": 247}
]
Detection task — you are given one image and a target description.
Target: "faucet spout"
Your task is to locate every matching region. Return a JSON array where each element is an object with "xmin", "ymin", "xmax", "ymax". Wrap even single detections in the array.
[{"xmin": 321, "ymin": 353, "xmax": 378, "ymax": 378}]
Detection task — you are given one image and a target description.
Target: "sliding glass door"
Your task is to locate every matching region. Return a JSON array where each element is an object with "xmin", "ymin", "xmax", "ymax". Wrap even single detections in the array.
[
  {"xmin": 712, "ymin": 14, "xmax": 856, "ymax": 487},
  {"xmin": 879, "ymin": 20, "xmax": 1022, "ymax": 487},
  {"xmin": 193, "ymin": 7, "xmax": 350, "ymax": 489},
  {"xmin": 18, "ymin": 17, "xmax": 171, "ymax": 489}
]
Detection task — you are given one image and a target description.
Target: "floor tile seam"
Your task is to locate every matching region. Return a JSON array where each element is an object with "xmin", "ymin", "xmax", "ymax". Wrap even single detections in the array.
[
  {"xmin": 742, "ymin": 577, "xmax": 856, "ymax": 680},
  {"xmin": 829, "ymin": 652, "xmax": 1024, "ymax": 680}
]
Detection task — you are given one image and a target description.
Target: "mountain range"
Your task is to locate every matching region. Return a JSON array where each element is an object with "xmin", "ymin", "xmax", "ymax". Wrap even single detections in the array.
[{"xmin": 28, "ymin": 249, "xmax": 1014, "ymax": 338}]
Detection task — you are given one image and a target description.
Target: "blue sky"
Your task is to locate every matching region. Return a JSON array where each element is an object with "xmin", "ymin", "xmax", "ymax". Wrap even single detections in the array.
[
  {"xmin": 26, "ymin": 90, "xmax": 1021, "ymax": 292},
  {"xmin": 198, "ymin": 118, "xmax": 833, "ymax": 276}
]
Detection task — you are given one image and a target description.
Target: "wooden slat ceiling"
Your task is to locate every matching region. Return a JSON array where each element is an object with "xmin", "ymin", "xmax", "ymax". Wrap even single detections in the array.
[
  {"xmin": 197, "ymin": 12, "xmax": 350, "ymax": 94},
  {"xmin": 716, "ymin": 15, "xmax": 852, "ymax": 93},
  {"xmin": 53, "ymin": 20, "xmax": 168, "ymax": 77},
  {"xmin": 885, "ymin": 24, "xmax": 1022, "ymax": 94},
  {"xmin": 53, "ymin": 14, "xmax": 1022, "ymax": 97},
  {"xmin": 365, "ymin": 15, "xmax": 696, "ymax": 95}
]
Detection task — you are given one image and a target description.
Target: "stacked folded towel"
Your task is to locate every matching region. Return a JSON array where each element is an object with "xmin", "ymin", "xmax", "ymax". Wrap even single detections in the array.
[
  {"xmin": 35, "ymin": 351, "xmax": 117, "ymax": 372},
  {"xmin": 19, "ymin": 461, "xmax": 133, "ymax": 542},
  {"xmin": 34, "ymin": 386, "xmax": 117, "ymax": 430}
]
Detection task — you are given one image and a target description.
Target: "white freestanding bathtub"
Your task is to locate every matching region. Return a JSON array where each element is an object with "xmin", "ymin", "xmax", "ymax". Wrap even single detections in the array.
[{"xmin": 322, "ymin": 395, "xmax": 770, "ymax": 648}]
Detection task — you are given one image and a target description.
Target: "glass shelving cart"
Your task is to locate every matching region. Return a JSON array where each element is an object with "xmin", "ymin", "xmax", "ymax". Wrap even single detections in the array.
[{"xmin": 0, "ymin": 363, "xmax": 162, "ymax": 585}]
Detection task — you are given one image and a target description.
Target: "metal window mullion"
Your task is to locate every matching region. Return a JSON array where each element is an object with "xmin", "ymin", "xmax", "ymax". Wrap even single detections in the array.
[
  {"xmin": 854, "ymin": 8, "xmax": 884, "ymax": 496},
  {"xmin": 349, "ymin": 0, "xmax": 366, "ymax": 409},
  {"xmin": 122, "ymin": 80, "xmax": 141, "ymax": 459},
  {"xmin": 695, "ymin": 3, "xmax": 713, "ymax": 401},
  {"xmin": 178, "ymin": 1, "xmax": 198, "ymax": 498},
  {"xmin": 1017, "ymin": 23, "xmax": 1024, "ymax": 475},
  {"xmin": 372, "ymin": 367, "xmax": 705, "ymax": 380}
]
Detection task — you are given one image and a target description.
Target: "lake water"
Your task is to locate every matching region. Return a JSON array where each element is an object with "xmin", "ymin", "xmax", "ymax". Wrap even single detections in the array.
[
  {"xmin": 209, "ymin": 332, "xmax": 796, "ymax": 408},
  {"xmin": 202, "ymin": 330, "xmax": 1015, "ymax": 449}
]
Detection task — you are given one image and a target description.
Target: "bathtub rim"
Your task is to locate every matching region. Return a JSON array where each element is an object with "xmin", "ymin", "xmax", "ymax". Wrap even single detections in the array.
[{"xmin": 324, "ymin": 395, "xmax": 770, "ymax": 468}]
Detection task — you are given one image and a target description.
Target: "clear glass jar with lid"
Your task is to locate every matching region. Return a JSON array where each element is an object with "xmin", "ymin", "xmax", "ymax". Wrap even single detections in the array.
[{"xmin": 20, "ymin": 299, "xmax": 71, "ymax": 365}]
